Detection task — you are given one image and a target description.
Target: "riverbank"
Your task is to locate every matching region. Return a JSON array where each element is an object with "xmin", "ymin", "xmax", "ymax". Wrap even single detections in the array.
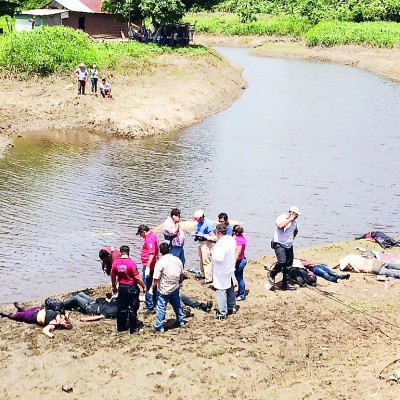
[
  {"xmin": 0, "ymin": 50, "xmax": 245, "ymax": 156},
  {"xmin": 194, "ymin": 34, "xmax": 400, "ymax": 82},
  {"xmin": 1, "ymin": 239, "xmax": 400, "ymax": 399}
]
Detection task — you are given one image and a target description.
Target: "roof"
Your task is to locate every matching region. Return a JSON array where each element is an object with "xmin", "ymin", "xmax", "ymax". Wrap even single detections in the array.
[
  {"xmin": 48, "ymin": 0, "xmax": 104, "ymax": 13},
  {"xmin": 20, "ymin": 9, "xmax": 67, "ymax": 15}
]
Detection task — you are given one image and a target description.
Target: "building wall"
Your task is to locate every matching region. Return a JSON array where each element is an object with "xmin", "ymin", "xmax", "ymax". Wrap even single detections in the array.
[{"xmin": 62, "ymin": 13, "xmax": 129, "ymax": 37}]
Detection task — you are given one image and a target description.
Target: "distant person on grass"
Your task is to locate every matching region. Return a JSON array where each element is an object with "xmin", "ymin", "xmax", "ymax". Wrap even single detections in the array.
[
  {"xmin": 75, "ymin": 63, "xmax": 88, "ymax": 95},
  {"xmin": 90, "ymin": 64, "xmax": 98, "ymax": 93},
  {"xmin": 100, "ymin": 78, "xmax": 112, "ymax": 98}
]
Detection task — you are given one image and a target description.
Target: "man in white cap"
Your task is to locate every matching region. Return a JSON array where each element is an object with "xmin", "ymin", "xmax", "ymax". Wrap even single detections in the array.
[
  {"xmin": 193, "ymin": 209, "xmax": 215, "ymax": 284},
  {"xmin": 75, "ymin": 63, "xmax": 88, "ymax": 95},
  {"xmin": 268, "ymin": 206, "xmax": 301, "ymax": 291}
]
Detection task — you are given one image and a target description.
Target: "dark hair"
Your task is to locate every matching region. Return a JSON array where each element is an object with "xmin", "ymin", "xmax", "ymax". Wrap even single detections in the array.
[
  {"xmin": 216, "ymin": 223, "xmax": 227, "ymax": 235},
  {"xmin": 218, "ymin": 212, "xmax": 228, "ymax": 222},
  {"xmin": 159, "ymin": 242, "xmax": 170, "ymax": 255},
  {"xmin": 120, "ymin": 245, "xmax": 130, "ymax": 255},
  {"xmin": 170, "ymin": 208, "xmax": 181, "ymax": 217},
  {"xmin": 233, "ymin": 225, "xmax": 244, "ymax": 235},
  {"xmin": 99, "ymin": 249, "xmax": 109, "ymax": 261}
]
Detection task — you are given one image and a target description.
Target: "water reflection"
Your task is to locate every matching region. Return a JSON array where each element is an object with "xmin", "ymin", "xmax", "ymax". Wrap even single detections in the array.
[{"xmin": 0, "ymin": 48, "xmax": 399, "ymax": 303}]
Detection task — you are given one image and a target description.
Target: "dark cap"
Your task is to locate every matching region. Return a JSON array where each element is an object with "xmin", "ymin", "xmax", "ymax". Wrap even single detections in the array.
[{"xmin": 136, "ymin": 224, "xmax": 149, "ymax": 235}]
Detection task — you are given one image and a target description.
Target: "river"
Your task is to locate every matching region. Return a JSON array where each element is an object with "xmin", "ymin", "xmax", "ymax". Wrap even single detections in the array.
[{"xmin": 0, "ymin": 47, "xmax": 399, "ymax": 303}]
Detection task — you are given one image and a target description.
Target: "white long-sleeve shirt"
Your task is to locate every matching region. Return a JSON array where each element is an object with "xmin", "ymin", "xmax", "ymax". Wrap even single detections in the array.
[{"xmin": 212, "ymin": 235, "xmax": 236, "ymax": 289}]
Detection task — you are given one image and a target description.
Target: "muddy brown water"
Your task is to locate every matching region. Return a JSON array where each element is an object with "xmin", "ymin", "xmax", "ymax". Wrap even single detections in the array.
[{"xmin": 0, "ymin": 47, "xmax": 399, "ymax": 303}]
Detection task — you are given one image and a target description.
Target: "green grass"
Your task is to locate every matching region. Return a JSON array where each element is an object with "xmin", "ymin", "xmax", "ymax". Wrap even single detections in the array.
[
  {"xmin": 0, "ymin": 25, "xmax": 210, "ymax": 76},
  {"xmin": 306, "ymin": 20, "xmax": 400, "ymax": 46},
  {"xmin": 0, "ymin": 16, "xmax": 14, "ymax": 33},
  {"xmin": 185, "ymin": 12, "xmax": 312, "ymax": 37}
]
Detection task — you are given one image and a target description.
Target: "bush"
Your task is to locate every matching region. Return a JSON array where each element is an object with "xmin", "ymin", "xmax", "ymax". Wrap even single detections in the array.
[{"xmin": 305, "ymin": 20, "xmax": 400, "ymax": 46}]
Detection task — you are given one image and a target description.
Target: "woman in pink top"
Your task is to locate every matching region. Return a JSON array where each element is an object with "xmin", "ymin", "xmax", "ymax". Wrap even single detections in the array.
[{"xmin": 233, "ymin": 225, "xmax": 247, "ymax": 301}]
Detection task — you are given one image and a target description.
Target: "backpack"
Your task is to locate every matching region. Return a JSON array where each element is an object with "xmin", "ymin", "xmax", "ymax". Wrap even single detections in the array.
[{"xmin": 44, "ymin": 297, "xmax": 65, "ymax": 314}]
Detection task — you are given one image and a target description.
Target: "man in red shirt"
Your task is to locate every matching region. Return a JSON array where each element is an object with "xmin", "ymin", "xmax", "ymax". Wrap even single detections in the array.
[
  {"xmin": 137, "ymin": 224, "xmax": 159, "ymax": 313},
  {"xmin": 99, "ymin": 246, "xmax": 121, "ymax": 276},
  {"xmin": 110, "ymin": 245, "xmax": 146, "ymax": 333}
]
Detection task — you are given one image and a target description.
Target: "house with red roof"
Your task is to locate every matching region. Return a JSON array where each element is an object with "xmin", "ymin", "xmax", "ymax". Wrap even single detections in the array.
[{"xmin": 16, "ymin": 0, "xmax": 136, "ymax": 37}]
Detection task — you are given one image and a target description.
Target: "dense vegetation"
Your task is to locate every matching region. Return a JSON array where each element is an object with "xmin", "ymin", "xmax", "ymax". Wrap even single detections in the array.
[{"xmin": 0, "ymin": 26, "xmax": 209, "ymax": 75}]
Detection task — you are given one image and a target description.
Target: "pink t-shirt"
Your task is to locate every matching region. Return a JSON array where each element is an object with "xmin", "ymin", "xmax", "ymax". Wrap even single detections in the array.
[
  {"xmin": 234, "ymin": 234, "xmax": 247, "ymax": 259},
  {"xmin": 111, "ymin": 257, "xmax": 139, "ymax": 285},
  {"xmin": 141, "ymin": 231, "xmax": 159, "ymax": 269}
]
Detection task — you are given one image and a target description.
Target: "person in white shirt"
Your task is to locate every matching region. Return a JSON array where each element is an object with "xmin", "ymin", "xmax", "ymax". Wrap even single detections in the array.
[
  {"xmin": 212, "ymin": 224, "xmax": 237, "ymax": 319},
  {"xmin": 163, "ymin": 208, "xmax": 185, "ymax": 267},
  {"xmin": 268, "ymin": 206, "xmax": 301, "ymax": 291},
  {"xmin": 75, "ymin": 63, "xmax": 88, "ymax": 95},
  {"xmin": 99, "ymin": 78, "xmax": 112, "ymax": 98}
]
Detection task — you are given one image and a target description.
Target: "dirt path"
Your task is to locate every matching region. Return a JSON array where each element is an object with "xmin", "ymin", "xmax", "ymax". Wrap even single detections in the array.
[{"xmin": 1, "ymin": 240, "xmax": 400, "ymax": 399}]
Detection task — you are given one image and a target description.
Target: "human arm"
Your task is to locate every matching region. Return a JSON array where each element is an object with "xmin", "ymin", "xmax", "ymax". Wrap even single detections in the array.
[
  {"xmin": 80, "ymin": 315, "xmax": 105, "ymax": 322},
  {"xmin": 111, "ymin": 274, "xmax": 118, "ymax": 295},
  {"xmin": 293, "ymin": 228, "xmax": 298, "ymax": 239},
  {"xmin": 135, "ymin": 274, "xmax": 147, "ymax": 293},
  {"xmin": 42, "ymin": 324, "xmax": 56, "ymax": 338},
  {"xmin": 149, "ymin": 278, "xmax": 159, "ymax": 294},
  {"xmin": 235, "ymin": 245, "xmax": 242, "ymax": 261},
  {"xmin": 277, "ymin": 212, "xmax": 297, "ymax": 229}
]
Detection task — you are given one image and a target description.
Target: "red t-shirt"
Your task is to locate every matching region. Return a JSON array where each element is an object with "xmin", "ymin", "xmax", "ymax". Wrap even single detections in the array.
[
  {"xmin": 140, "ymin": 231, "xmax": 159, "ymax": 269},
  {"xmin": 111, "ymin": 257, "xmax": 139, "ymax": 285},
  {"xmin": 101, "ymin": 246, "xmax": 121, "ymax": 264}
]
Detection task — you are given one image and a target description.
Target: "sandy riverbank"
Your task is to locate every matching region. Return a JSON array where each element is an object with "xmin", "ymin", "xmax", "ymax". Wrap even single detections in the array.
[
  {"xmin": 194, "ymin": 34, "xmax": 400, "ymax": 82},
  {"xmin": 1, "ymin": 239, "xmax": 400, "ymax": 399},
  {"xmin": 0, "ymin": 49, "xmax": 245, "ymax": 155}
]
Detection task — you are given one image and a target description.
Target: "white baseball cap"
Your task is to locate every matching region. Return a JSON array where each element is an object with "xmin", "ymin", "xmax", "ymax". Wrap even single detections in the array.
[
  {"xmin": 193, "ymin": 209, "xmax": 204, "ymax": 221},
  {"xmin": 289, "ymin": 206, "xmax": 301, "ymax": 215}
]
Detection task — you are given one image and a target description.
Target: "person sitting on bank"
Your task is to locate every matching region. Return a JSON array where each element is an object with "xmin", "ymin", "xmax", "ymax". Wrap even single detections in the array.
[
  {"xmin": 99, "ymin": 78, "xmax": 112, "ymax": 98},
  {"xmin": 0, "ymin": 303, "xmax": 72, "ymax": 338}
]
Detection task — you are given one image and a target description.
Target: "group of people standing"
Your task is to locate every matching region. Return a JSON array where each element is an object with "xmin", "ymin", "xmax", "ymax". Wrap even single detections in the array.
[
  {"xmin": 103, "ymin": 208, "xmax": 248, "ymax": 333},
  {"xmin": 75, "ymin": 63, "xmax": 111, "ymax": 98}
]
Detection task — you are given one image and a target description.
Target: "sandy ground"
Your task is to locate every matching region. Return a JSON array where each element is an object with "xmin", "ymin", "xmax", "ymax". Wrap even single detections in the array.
[
  {"xmin": 194, "ymin": 34, "xmax": 400, "ymax": 82},
  {"xmin": 0, "ymin": 50, "xmax": 245, "ymax": 152},
  {"xmin": 2, "ymin": 239, "xmax": 400, "ymax": 399}
]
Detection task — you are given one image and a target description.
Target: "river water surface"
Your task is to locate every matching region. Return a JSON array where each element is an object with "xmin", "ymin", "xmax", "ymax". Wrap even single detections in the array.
[{"xmin": 1, "ymin": 48, "xmax": 399, "ymax": 303}]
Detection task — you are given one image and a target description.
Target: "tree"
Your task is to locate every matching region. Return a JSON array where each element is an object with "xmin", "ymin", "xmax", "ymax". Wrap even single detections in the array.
[
  {"xmin": 139, "ymin": 0, "xmax": 185, "ymax": 29},
  {"xmin": 0, "ymin": 0, "xmax": 22, "ymax": 17},
  {"xmin": 101, "ymin": 0, "xmax": 142, "ymax": 23}
]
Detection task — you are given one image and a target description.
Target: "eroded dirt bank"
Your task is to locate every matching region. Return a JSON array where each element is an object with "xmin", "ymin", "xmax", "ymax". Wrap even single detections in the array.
[
  {"xmin": 0, "ymin": 51, "xmax": 246, "ymax": 148},
  {"xmin": 195, "ymin": 34, "xmax": 400, "ymax": 82}
]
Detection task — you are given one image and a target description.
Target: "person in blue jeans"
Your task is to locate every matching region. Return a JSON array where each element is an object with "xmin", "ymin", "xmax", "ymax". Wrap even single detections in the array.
[
  {"xmin": 150, "ymin": 243, "xmax": 185, "ymax": 332},
  {"xmin": 233, "ymin": 225, "xmax": 248, "ymax": 300},
  {"xmin": 298, "ymin": 259, "xmax": 350, "ymax": 282}
]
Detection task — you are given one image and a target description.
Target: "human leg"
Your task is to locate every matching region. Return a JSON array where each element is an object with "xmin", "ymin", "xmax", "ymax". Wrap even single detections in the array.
[
  {"xmin": 144, "ymin": 269, "xmax": 156, "ymax": 310},
  {"xmin": 7, "ymin": 307, "xmax": 40, "ymax": 324},
  {"xmin": 312, "ymin": 265, "xmax": 338, "ymax": 282},
  {"xmin": 227, "ymin": 284, "xmax": 236, "ymax": 314},
  {"xmin": 200, "ymin": 241, "xmax": 213, "ymax": 282},
  {"xmin": 273, "ymin": 245, "xmax": 287, "ymax": 285},
  {"xmin": 127, "ymin": 286, "xmax": 140, "ymax": 333},
  {"xmin": 170, "ymin": 289, "xmax": 185, "ymax": 326},
  {"xmin": 235, "ymin": 258, "xmax": 247, "ymax": 299},
  {"xmin": 100, "ymin": 89, "xmax": 106, "ymax": 98},
  {"xmin": 154, "ymin": 294, "xmax": 168, "ymax": 331},
  {"xmin": 181, "ymin": 294, "xmax": 201, "ymax": 309},
  {"xmin": 170, "ymin": 246, "xmax": 185, "ymax": 268},
  {"xmin": 116, "ymin": 285, "xmax": 129, "ymax": 332},
  {"xmin": 376, "ymin": 264, "xmax": 400, "ymax": 279},
  {"xmin": 215, "ymin": 289, "xmax": 228, "ymax": 318},
  {"xmin": 198, "ymin": 243, "xmax": 205, "ymax": 278},
  {"xmin": 64, "ymin": 293, "xmax": 93, "ymax": 310}
]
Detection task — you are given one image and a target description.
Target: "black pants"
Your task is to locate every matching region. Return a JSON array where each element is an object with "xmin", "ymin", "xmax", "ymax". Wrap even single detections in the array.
[
  {"xmin": 271, "ymin": 244, "xmax": 294, "ymax": 288},
  {"xmin": 117, "ymin": 284, "xmax": 139, "ymax": 333}
]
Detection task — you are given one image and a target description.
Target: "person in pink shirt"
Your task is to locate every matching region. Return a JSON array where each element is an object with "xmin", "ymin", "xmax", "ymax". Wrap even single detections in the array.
[
  {"xmin": 110, "ymin": 245, "xmax": 146, "ymax": 333},
  {"xmin": 163, "ymin": 208, "xmax": 186, "ymax": 267},
  {"xmin": 99, "ymin": 246, "xmax": 121, "ymax": 276},
  {"xmin": 233, "ymin": 225, "xmax": 248, "ymax": 301},
  {"xmin": 137, "ymin": 224, "xmax": 159, "ymax": 313}
]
